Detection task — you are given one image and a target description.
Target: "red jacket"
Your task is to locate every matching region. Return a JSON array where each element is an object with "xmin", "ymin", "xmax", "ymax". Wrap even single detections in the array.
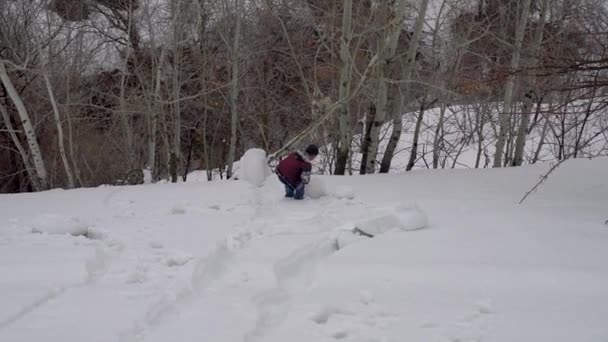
[{"xmin": 276, "ymin": 152, "xmax": 311, "ymax": 186}]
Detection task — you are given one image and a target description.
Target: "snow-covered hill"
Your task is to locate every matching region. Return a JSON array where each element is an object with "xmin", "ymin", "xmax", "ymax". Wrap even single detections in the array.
[{"xmin": 1, "ymin": 158, "xmax": 607, "ymax": 341}]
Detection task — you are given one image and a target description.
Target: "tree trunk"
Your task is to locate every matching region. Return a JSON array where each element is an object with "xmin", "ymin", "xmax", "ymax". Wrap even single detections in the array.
[
  {"xmin": 533, "ymin": 119, "xmax": 549, "ymax": 163},
  {"xmin": 364, "ymin": 0, "xmax": 410, "ymax": 174},
  {"xmin": 64, "ymin": 75, "xmax": 82, "ymax": 186},
  {"xmin": 573, "ymin": 73, "xmax": 599, "ymax": 158},
  {"xmin": 380, "ymin": 0, "xmax": 429, "ymax": 173},
  {"xmin": 493, "ymin": 0, "xmax": 533, "ymax": 167},
  {"xmin": 511, "ymin": 0, "xmax": 549, "ymax": 166},
  {"xmin": 149, "ymin": 48, "xmax": 165, "ymax": 180},
  {"xmin": 226, "ymin": 0, "xmax": 242, "ymax": 179},
  {"xmin": 334, "ymin": 0, "xmax": 353, "ymax": 175},
  {"xmin": 533, "ymin": 96, "xmax": 553, "ymax": 163},
  {"xmin": 433, "ymin": 103, "xmax": 448, "ymax": 169},
  {"xmin": 119, "ymin": 71, "xmax": 135, "ymax": 170},
  {"xmin": 0, "ymin": 60, "xmax": 49, "ymax": 190},
  {"xmin": 44, "ymin": 73, "xmax": 75, "ymax": 188},
  {"xmin": 380, "ymin": 103, "xmax": 403, "ymax": 173},
  {"xmin": 406, "ymin": 100, "xmax": 427, "ymax": 171},
  {"xmin": 475, "ymin": 104, "xmax": 487, "ymax": 169},
  {"xmin": 0, "ymin": 101, "xmax": 40, "ymax": 190},
  {"xmin": 359, "ymin": 104, "xmax": 375, "ymax": 174}
]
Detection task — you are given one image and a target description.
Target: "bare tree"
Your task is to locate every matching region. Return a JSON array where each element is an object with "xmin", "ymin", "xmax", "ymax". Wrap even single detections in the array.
[
  {"xmin": 493, "ymin": 0, "xmax": 533, "ymax": 167},
  {"xmin": 226, "ymin": 0, "xmax": 242, "ymax": 179},
  {"xmin": 44, "ymin": 73, "xmax": 75, "ymax": 188},
  {"xmin": 362, "ymin": 0, "xmax": 410, "ymax": 174},
  {"xmin": 0, "ymin": 60, "xmax": 49, "ymax": 190},
  {"xmin": 334, "ymin": 0, "xmax": 354, "ymax": 175},
  {"xmin": 380, "ymin": 0, "xmax": 430, "ymax": 173}
]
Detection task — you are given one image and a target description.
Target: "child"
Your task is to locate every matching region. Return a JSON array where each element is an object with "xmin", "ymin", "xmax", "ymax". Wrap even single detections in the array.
[{"xmin": 275, "ymin": 144, "xmax": 319, "ymax": 200}]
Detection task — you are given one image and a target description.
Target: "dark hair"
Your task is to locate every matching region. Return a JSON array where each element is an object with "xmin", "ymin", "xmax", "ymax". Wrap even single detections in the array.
[{"xmin": 305, "ymin": 144, "xmax": 319, "ymax": 156}]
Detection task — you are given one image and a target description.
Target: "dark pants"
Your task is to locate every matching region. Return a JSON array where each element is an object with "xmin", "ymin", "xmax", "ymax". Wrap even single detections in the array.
[{"xmin": 277, "ymin": 175, "xmax": 305, "ymax": 200}]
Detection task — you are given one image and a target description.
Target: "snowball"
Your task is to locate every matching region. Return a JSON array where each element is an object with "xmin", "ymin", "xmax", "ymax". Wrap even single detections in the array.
[
  {"xmin": 234, "ymin": 149, "xmax": 271, "ymax": 187},
  {"xmin": 393, "ymin": 204, "xmax": 428, "ymax": 232},
  {"xmin": 306, "ymin": 177, "xmax": 327, "ymax": 199},
  {"xmin": 29, "ymin": 214, "xmax": 90, "ymax": 236}
]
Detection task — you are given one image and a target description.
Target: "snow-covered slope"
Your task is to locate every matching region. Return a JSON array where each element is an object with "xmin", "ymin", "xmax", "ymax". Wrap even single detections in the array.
[{"xmin": 1, "ymin": 158, "xmax": 607, "ymax": 342}]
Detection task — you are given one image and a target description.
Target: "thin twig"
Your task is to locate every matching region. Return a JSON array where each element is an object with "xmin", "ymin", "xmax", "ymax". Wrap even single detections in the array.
[{"xmin": 519, "ymin": 159, "xmax": 568, "ymax": 204}]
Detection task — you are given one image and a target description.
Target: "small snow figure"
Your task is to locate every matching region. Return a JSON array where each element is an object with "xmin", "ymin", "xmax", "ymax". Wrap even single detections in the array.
[{"xmin": 275, "ymin": 144, "xmax": 319, "ymax": 200}]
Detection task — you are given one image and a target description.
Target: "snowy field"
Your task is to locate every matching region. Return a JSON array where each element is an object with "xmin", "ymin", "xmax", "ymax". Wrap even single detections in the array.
[{"xmin": 1, "ymin": 157, "xmax": 608, "ymax": 342}]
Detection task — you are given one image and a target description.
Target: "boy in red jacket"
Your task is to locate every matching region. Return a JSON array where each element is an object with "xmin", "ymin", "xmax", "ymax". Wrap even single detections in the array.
[{"xmin": 275, "ymin": 144, "xmax": 319, "ymax": 199}]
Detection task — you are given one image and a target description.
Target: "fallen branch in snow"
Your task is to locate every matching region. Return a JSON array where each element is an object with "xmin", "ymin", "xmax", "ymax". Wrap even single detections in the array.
[{"xmin": 519, "ymin": 159, "xmax": 568, "ymax": 204}]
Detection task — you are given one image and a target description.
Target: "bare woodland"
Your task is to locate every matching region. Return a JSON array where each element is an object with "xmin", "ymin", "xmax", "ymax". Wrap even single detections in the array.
[{"xmin": 1, "ymin": 0, "xmax": 607, "ymax": 192}]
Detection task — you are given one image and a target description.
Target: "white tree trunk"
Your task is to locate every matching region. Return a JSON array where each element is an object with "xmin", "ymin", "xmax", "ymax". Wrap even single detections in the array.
[
  {"xmin": 493, "ymin": 0, "xmax": 533, "ymax": 167},
  {"xmin": 380, "ymin": 0, "xmax": 430, "ymax": 173},
  {"xmin": 512, "ymin": 0, "xmax": 550, "ymax": 166},
  {"xmin": 226, "ymin": 0, "xmax": 241, "ymax": 179},
  {"xmin": 44, "ymin": 73, "xmax": 75, "ymax": 188},
  {"xmin": 0, "ymin": 59, "xmax": 49, "ymax": 190},
  {"xmin": 149, "ymin": 48, "xmax": 165, "ymax": 180},
  {"xmin": 334, "ymin": 0, "xmax": 353, "ymax": 175},
  {"xmin": 0, "ymin": 101, "xmax": 40, "ymax": 190},
  {"xmin": 64, "ymin": 74, "xmax": 82, "ymax": 187},
  {"xmin": 364, "ymin": 0, "xmax": 410, "ymax": 174}
]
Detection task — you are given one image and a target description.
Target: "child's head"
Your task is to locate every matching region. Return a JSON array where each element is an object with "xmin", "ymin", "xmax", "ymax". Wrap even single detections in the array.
[{"xmin": 305, "ymin": 144, "xmax": 319, "ymax": 161}]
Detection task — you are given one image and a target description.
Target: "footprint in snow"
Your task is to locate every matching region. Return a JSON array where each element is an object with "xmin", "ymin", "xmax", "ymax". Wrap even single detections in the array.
[{"xmin": 164, "ymin": 252, "xmax": 193, "ymax": 267}]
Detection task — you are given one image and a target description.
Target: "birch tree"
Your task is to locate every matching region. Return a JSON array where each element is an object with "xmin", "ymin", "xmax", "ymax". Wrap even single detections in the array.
[
  {"xmin": 511, "ymin": 0, "xmax": 550, "ymax": 166},
  {"xmin": 226, "ymin": 0, "xmax": 242, "ymax": 179},
  {"xmin": 0, "ymin": 60, "xmax": 49, "ymax": 190},
  {"xmin": 0, "ymin": 101, "xmax": 40, "ymax": 190},
  {"xmin": 334, "ymin": 0, "xmax": 353, "ymax": 175},
  {"xmin": 362, "ymin": 0, "xmax": 410, "ymax": 174},
  {"xmin": 44, "ymin": 73, "xmax": 75, "ymax": 188},
  {"xmin": 380, "ymin": 0, "xmax": 430, "ymax": 173},
  {"xmin": 493, "ymin": 0, "xmax": 533, "ymax": 167}
]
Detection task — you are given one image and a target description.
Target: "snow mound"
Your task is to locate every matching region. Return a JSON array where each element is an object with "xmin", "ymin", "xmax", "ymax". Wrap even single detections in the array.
[
  {"xmin": 331, "ymin": 185, "xmax": 355, "ymax": 200},
  {"xmin": 306, "ymin": 177, "xmax": 328, "ymax": 199},
  {"xmin": 353, "ymin": 204, "xmax": 428, "ymax": 236},
  {"xmin": 234, "ymin": 148, "xmax": 271, "ymax": 187},
  {"xmin": 29, "ymin": 214, "xmax": 91, "ymax": 236}
]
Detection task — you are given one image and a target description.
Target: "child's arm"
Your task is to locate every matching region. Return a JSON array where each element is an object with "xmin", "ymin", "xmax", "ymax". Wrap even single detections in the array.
[{"xmin": 301, "ymin": 163, "xmax": 311, "ymax": 184}]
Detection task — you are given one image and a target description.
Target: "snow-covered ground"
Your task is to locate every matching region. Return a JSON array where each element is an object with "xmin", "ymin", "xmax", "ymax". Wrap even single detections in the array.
[{"xmin": 1, "ymin": 157, "xmax": 608, "ymax": 342}]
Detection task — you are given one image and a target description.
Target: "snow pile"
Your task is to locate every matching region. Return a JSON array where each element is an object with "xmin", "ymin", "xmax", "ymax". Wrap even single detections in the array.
[
  {"xmin": 353, "ymin": 204, "xmax": 428, "ymax": 236},
  {"xmin": 331, "ymin": 185, "xmax": 355, "ymax": 200},
  {"xmin": 28, "ymin": 214, "xmax": 91, "ymax": 236},
  {"xmin": 234, "ymin": 148, "xmax": 271, "ymax": 187}
]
